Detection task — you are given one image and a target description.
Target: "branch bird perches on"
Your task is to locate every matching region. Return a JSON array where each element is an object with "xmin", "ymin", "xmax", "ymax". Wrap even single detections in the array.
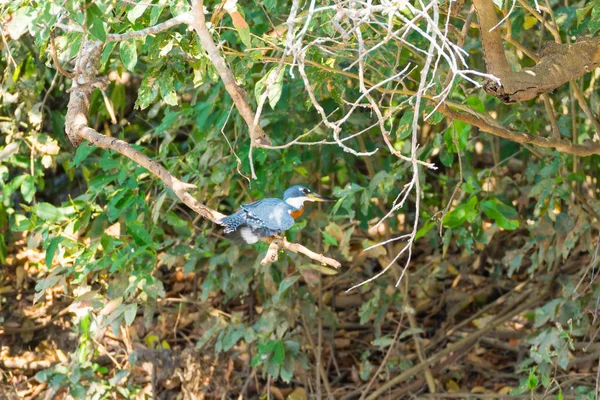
[{"xmin": 62, "ymin": 8, "xmax": 340, "ymax": 269}]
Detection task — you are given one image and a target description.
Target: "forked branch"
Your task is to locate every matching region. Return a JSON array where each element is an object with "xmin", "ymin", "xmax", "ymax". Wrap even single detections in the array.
[
  {"xmin": 188, "ymin": 0, "xmax": 271, "ymax": 146},
  {"xmin": 64, "ymin": 38, "xmax": 339, "ymax": 269},
  {"xmin": 473, "ymin": 0, "xmax": 600, "ymax": 103}
]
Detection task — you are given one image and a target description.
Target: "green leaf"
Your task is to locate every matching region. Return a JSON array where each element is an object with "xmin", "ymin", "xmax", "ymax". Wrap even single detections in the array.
[
  {"xmin": 527, "ymin": 369, "xmax": 539, "ymax": 390},
  {"xmin": 466, "ymin": 96, "xmax": 485, "ymax": 113},
  {"xmin": 397, "ymin": 111, "xmax": 414, "ymax": 140},
  {"xmin": 268, "ymin": 72, "xmax": 284, "ymax": 109},
  {"xmin": 109, "ymin": 369, "xmax": 130, "ymax": 386},
  {"xmin": 127, "ymin": 222, "xmax": 153, "ymax": 246},
  {"xmin": 158, "ymin": 73, "xmax": 178, "ymax": 106},
  {"xmin": 135, "ymin": 76, "xmax": 159, "ymax": 109},
  {"xmin": 272, "ymin": 340, "xmax": 285, "ymax": 365},
  {"xmin": 0, "ymin": 234, "xmax": 6, "ymax": 265},
  {"xmin": 150, "ymin": 1, "xmax": 166, "ymax": 25},
  {"xmin": 267, "ymin": 357, "xmax": 280, "ymax": 379},
  {"xmin": 398, "ymin": 327, "xmax": 425, "ymax": 340},
  {"xmin": 443, "ymin": 196, "xmax": 478, "ymax": 228},
  {"xmin": 228, "ymin": 9, "xmax": 252, "ymax": 48},
  {"xmin": 272, "ymin": 276, "xmax": 299, "ymax": 303},
  {"xmin": 7, "ymin": 7, "xmax": 35, "ymax": 40},
  {"xmin": 253, "ymin": 340, "xmax": 276, "ymax": 366},
  {"xmin": 507, "ymin": 253, "xmax": 523, "ymax": 277},
  {"xmin": 73, "ymin": 144, "xmax": 97, "ymax": 167},
  {"xmin": 480, "ymin": 199, "xmax": 519, "ymax": 230},
  {"xmin": 428, "ymin": 111, "xmax": 444, "ymax": 125},
  {"xmin": 439, "ymin": 147, "xmax": 454, "ymax": 167},
  {"xmin": 120, "ymin": 40, "xmax": 138, "ymax": 71},
  {"xmin": 254, "ymin": 67, "xmax": 284, "ymax": 109},
  {"xmin": 541, "ymin": 373, "xmax": 551, "ymax": 388},
  {"xmin": 34, "ymin": 202, "xmax": 65, "ymax": 222},
  {"xmin": 322, "ymin": 231, "xmax": 338, "ymax": 246},
  {"xmin": 300, "ymin": 264, "xmax": 339, "ymax": 275},
  {"xmin": 20, "ymin": 175, "xmax": 35, "ymax": 203},
  {"xmin": 554, "ymin": 213, "xmax": 574, "ymax": 236},
  {"xmin": 127, "ymin": 3, "xmax": 149, "ymax": 23},
  {"xmin": 358, "ymin": 291, "xmax": 381, "ymax": 324},
  {"xmin": 221, "ymin": 327, "xmax": 245, "ymax": 351},
  {"xmin": 123, "ymin": 303, "xmax": 138, "ymax": 326},
  {"xmin": 373, "ymin": 336, "xmax": 395, "ymax": 347},
  {"xmin": 280, "ymin": 354, "xmax": 295, "ymax": 382},
  {"xmin": 415, "ymin": 220, "xmax": 434, "ymax": 240},
  {"xmin": 576, "ymin": 0, "xmax": 596, "ymax": 24},
  {"xmin": 557, "ymin": 345, "xmax": 570, "ymax": 369},
  {"xmin": 45, "ymin": 236, "xmax": 64, "ymax": 268},
  {"xmin": 87, "ymin": 4, "xmax": 107, "ymax": 42}
]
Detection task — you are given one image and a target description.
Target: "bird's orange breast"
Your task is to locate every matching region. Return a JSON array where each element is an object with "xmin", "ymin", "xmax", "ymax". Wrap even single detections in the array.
[{"xmin": 290, "ymin": 207, "xmax": 304, "ymax": 219}]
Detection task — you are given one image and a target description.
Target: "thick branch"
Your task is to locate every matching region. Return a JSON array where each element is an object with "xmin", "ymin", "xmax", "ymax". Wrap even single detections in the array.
[
  {"xmin": 65, "ymin": 41, "xmax": 225, "ymax": 223},
  {"xmin": 80, "ymin": 127, "xmax": 224, "ymax": 222},
  {"xmin": 473, "ymin": 0, "xmax": 600, "ymax": 103},
  {"xmin": 440, "ymin": 104, "xmax": 600, "ymax": 156},
  {"xmin": 188, "ymin": 0, "xmax": 270, "ymax": 146},
  {"xmin": 471, "ymin": 0, "xmax": 512, "ymax": 77}
]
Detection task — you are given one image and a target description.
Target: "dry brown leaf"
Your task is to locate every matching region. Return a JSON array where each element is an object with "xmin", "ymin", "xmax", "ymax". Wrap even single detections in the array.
[
  {"xmin": 287, "ymin": 387, "xmax": 307, "ymax": 400},
  {"xmin": 20, "ymin": 319, "xmax": 34, "ymax": 343},
  {"xmin": 269, "ymin": 386, "xmax": 284, "ymax": 400},
  {"xmin": 498, "ymin": 386, "xmax": 514, "ymax": 395},
  {"xmin": 16, "ymin": 266, "xmax": 25, "ymax": 289},
  {"xmin": 445, "ymin": 379, "xmax": 460, "ymax": 393}
]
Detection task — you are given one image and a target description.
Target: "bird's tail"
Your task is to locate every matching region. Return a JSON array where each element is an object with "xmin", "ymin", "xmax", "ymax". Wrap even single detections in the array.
[{"xmin": 218, "ymin": 210, "xmax": 246, "ymax": 234}]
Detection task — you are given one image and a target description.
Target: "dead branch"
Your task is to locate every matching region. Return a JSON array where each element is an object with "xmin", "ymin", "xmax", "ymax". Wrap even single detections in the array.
[
  {"xmin": 188, "ymin": 0, "xmax": 270, "ymax": 146},
  {"xmin": 0, "ymin": 359, "xmax": 57, "ymax": 370},
  {"xmin": 473, "ymin": 0, "xmax": 600, "ymax": 103},
  {"xmin": 261, "ymin": 237, "xmax": 341, "ymax": 269},
  {"xmin": 64, "ymin": 39, "xmax": 339, "ymax": 268}
]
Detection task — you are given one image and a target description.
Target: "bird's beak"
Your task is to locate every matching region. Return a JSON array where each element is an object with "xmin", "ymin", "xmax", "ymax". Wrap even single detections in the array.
[{"xmin": 307, "ymin": 192, "xmax": 335, "ymax": 202}]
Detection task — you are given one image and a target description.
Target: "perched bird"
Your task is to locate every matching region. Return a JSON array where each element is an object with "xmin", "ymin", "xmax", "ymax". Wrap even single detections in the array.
[{"xmin": 219, "ymin": 185, "xmax": 333, "ymax": 244}]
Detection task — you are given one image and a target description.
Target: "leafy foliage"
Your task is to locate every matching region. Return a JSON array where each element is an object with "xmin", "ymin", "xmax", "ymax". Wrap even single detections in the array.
[{"xmin": 1, "ymin": 0, "xmax": 600, "ymax": 398}]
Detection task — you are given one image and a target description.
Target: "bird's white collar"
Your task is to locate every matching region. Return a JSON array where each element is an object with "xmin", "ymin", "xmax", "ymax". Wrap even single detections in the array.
[{"xmin": 285, "ymin": 196, "xmax": 311, "ymax": 210}]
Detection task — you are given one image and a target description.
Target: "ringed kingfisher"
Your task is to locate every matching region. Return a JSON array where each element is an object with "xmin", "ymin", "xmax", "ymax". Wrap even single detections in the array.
[{"xmin": 219, "ymin": 185, "xmax": 333, "ymax": 244}]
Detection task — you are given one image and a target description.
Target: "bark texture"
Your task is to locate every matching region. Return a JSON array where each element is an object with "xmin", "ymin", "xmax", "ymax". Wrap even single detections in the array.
[{"xmin": 473, "ymin": 0, "xmax": 600, "ymax": 103}]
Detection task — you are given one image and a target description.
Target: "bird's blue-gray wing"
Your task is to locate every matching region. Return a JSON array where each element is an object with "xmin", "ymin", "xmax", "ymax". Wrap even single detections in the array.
[
  {"xmin": 219, "ymin": 209, "xmax": 247, "ymax": 234},
  {"xmin": 242, "ymin": 199, "xmax": 295, "ymax": 233}
]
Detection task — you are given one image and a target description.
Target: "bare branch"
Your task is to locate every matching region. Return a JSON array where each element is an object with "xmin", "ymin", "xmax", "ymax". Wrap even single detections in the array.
[
  {"xmin": 189, "ymin": 0, "xmax": 270, "ymax": 147},
  {"xmin": 262, "ymin": 237, "xmax": 341, "ymax": 269}
]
